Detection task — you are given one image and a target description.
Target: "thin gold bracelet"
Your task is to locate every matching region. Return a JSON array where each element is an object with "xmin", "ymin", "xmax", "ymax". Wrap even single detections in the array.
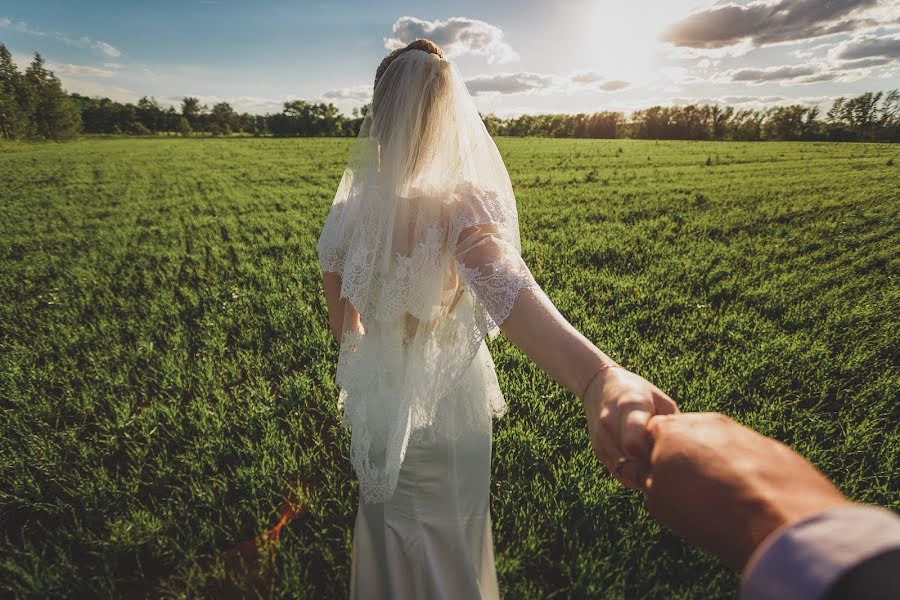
[{"xmin": 580, "ymin": 363, "xmax": 623, "ymax": 399}]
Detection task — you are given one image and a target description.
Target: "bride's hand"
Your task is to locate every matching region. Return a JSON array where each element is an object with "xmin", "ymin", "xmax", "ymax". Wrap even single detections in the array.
[{"xmin": 582, "ymin": 366, "xmax": 677, "ymax": 489}]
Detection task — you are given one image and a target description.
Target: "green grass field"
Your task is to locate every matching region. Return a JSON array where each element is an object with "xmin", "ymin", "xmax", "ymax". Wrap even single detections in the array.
[{"xmin": 1, "ymin": 137, "xmax": 898, "ymax": 598}]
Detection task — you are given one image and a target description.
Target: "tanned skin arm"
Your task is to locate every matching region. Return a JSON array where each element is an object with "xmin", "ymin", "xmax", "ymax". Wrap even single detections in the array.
[{"xmin": 322, "ymin": 271, "xmax": 361, "ymax": 343}]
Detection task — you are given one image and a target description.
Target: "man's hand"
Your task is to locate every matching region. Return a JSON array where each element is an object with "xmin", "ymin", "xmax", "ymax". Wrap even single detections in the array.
[
  {"xmin": 582, "ymin": 366, "xmax": 677, "ymax": 489},
  {"xmin": 643, "ymin": 412, "xmax": 852, "ymax": 570}
]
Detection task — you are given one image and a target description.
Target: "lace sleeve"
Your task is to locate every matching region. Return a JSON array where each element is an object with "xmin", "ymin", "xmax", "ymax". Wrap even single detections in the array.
[
  {"xmin": 451, "ymin": 185, "xmax": 539, "ymax": 327},
  {"xmin": 316, "ymin": 200, "xmax": 348, "ymax": 274}
]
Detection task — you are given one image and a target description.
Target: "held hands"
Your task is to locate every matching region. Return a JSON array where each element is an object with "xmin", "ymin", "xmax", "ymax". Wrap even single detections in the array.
[
  {"xmin": 581, "ymin": 365, "xmax": 677, "ymax": 489},
  {"xmin": 497, "ymin": 282, "xmax": 846, "ymax": 568},
  {"xmin": 584, "ymin": 376, "xmax": 851, "ymax": 571},
  {"xmin": 642, "ymin": 412, "xmax": 851, "ymax": 570}
]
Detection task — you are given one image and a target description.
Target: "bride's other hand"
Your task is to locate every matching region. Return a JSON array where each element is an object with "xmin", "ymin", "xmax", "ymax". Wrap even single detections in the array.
[
  {"xmin": 582, "ymin": 366, "xmax": 677, "ymax": 489},
  {"xmin": 321, "ymin": 270, "xmax": 362, "ymax": 343}
]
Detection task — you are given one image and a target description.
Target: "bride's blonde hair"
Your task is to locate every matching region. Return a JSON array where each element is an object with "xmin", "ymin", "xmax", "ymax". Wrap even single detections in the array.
[
  {"xmin": 374, "ymin": 39, "xmax": 446, "ymax": 92},
  {"xmin": 371, "ymin": 38, "xmax": 450, "ymax": 172}
]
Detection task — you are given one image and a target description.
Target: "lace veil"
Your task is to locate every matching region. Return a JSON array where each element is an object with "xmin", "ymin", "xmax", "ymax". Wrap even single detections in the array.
[{"xmin": 316, "ymin": 48, "xmax": 536, "ymax": 503}]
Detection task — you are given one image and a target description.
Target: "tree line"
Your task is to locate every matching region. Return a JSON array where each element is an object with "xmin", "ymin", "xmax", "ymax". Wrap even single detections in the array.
[
  {"xmin": 71, "ymin": 95, "xmax": 366, "ymax": 137},
  {"xmin": 0, "ymin": 47, "xmax": 364, "ymax": 140},
  {"xmin": 2, "ymin": 46, "xmax": 899, "ymax": 142},
  {"xmin": 482, "ymin": 93, "xmax": 900, "ymax": 142}
]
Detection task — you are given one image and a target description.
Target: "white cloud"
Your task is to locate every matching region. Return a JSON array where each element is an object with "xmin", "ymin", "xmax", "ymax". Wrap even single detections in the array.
[
  {"xmin": 664, "ymin": 38, "xmax": 758, "ymax": 60},
  {"xmin": 94, "ymin": 41, "xmax": 122, "ymax": 58},
  {"xmin": 50, "ymin": 62, "xmax": 118, "ymax": 78},
  {"xmin": 568, "ymin": 71, "xmax": 631, "ymax": 91},
  {"xmin": 8, "ymin": 45, "xmax": 137, "ymax": 102},
  {"xmin": 321, "ymin": 84, "xmax": 372, "ymax": 104},
  {"xmin": 0, "ymin": 17, "xmax": 123, "ymax": 57},
  {"xmin": 718, "ymin": 61, "xmax": 876, "ymax": 85},
  {"xmin": 665, "ymin": 27, "xmax": 898, "ymax": 89},
  {"xmin": 793, "ymin": 41, "xmax": 837, "ymax": 59},
  {"xmin": 669, "ymin": 93, "xmax": 836, "ymax": 108},
  {"xmin": 13, "ymin": 58, "xmax": 135, "ymax": 103},
  {"xmin": 659, "ymin": 65, "xmax": 704, "ymax": 84},
  {"xmin": 14, "ymin": 55, "xmax": 135, "ymax": 102},
  {"xmin": 12, "ymin": 20, "xmax": 47, "ymax": 36},
  {"xmin": 318, "ymin": 74, "xmax": 620, "ymax": 111},
  {"xmin": 385, "ymin": 16, "xmax": 519, "ymax": 64},
  {"xmin": 465, "ymin": 71, "xmax": 630, "ymax": 96},
  {"xmin": 687, "ymin": 32, "xmax": 899, "ymax": 87},
  {"xmin": 7, "ymin": 50, "xmax": 137, "ymax": 104},
  {"xmin": 465, "ymin": 72, "xmax": 560, "ymax": 95},
  {"xmin": 595, "ymin": 80, "xmax": 630, "ymax": 92},
  {"xmin": 828, "ymin": 31, "xmax": 900, "ymax": 67},
  {"xmin": 727, "ymin": 64, "xmax": 820, "ymax": 82},
  {"xmin": 63, "ymin": 80, "xmax": 137, "ymax": 103},
  {"xmin": 10, "ymin": 51, "xmax": 33, "ymax": 69},
  {"xmin": 721, "ymin": 95, "xmax": 790, "ymax": 104},
  {"xmin": 569, "ymin": 71, "xmax": 606, "ymax": 84},
  {"xmin": 660, "ymin": 0, "xmax": 886, "ymax": 49}
]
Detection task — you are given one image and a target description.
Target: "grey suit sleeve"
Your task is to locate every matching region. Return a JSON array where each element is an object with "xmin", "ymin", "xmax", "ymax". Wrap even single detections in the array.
[{"xmin": 740, "ymin": 504, "xmax": 900, "ymax": 600}]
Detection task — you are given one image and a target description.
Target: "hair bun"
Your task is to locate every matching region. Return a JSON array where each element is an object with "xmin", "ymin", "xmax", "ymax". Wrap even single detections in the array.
[
  {"xmin": 406, "ymin": 38, "xmax": 445, "ymax": 58},
  {"xmin": 374, "ymin": 38, "xmax": 447, "ymax": 91}
]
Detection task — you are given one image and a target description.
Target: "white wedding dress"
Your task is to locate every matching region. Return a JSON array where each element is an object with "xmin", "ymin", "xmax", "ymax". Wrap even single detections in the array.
[
  {"xmin": 317, "ymin": 49, "xmax": 538, "ymax": 598},
  {"xmin": 348, "ymin": 343, "xmax": 501, "ymax": 598}
]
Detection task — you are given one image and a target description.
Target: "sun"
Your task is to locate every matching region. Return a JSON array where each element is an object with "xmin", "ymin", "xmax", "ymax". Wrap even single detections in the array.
[{"xmin": 579, "ymin": 0, "xmax": 710, "ymax": 84}]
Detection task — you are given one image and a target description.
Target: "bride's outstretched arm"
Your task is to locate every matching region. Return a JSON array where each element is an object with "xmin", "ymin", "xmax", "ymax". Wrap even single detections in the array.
[
  {"xmin": 455, "ymin": 222, "xmax": 677, "ymax": 487},
  {"xmin": 500, "ymin": 286, "xmax": 677, "ymax": 487}
]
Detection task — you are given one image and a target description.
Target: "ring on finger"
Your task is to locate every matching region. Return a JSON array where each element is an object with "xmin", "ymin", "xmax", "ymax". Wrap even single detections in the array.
[{"xmin": 614, "ymin": 456, "xmax": 629, "ymax": 479}]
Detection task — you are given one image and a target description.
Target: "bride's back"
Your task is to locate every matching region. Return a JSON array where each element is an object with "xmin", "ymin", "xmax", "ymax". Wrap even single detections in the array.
[{"xmin": 316, "ymin": 38, "xmax": 530, "ymax": 503}]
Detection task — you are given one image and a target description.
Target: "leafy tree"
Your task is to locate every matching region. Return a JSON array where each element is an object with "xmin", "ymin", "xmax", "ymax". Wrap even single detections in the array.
[
  {"xmin": 136, "ymin": 96, "xmax": 165, "ymax": 133},
  {"xmin": 238, "ymin": 112, "xmax": 256, "ymax": 135},
  {"xmin": 254, "ymin": 114, "xmax": 268, "ymax": 136},
  {"xmin": 844, "ymin": 91, "xmax": 882, "ymax": 139},
  {"xmin": 24, "ymin": 53, "xmax": 80, "ymax": 140},
  {"xmin": 826, "ymin": 92, "xmax": 885, "ymax": 140},
  {"xmin": 480, "ymin": 113, "xmax": 504, "ymax": 137},
  {"xmin": 878, "ymin": 89, "xmax": 899, "ymax": 125},
  {"xmin": 352, "ymin": 103, "xmax": 370, "ymax": 118},
  {"xmin": 709, "ymin": 105, "xmax": 734, "ymax": 140},
  {"xmin": 588, "ymin": 112, "xmax": 624, "ymax": 138},
  {"xmin": 725, "ymin": 109, "xmax": 763, "ymax": 141},
  {"xmin": 71, "ymin": 94, "xmax": 136, "ymax": 134},
  {"xmin": 181, "ymin": 96, "xmax": 206, "ymax": 129},
  {"xmin": 764, "ymin": 105, "xmax": 808, "ymax": 141},
  {"xmin": 878, "ymin": 89, "xmax": 900, "ymax": 141},
  {"xmin": 208, "ymin": 102, "xmax": 238, "ymax": 135},
  {"xmin": 177, "ymin": 116, "xmax": 192, "ymax": 137},
  {"xmin": 0, "ymin": 44, "xmax": 30, "ymax": 139},
  {"xmin": 269, "ymin": 100, "xmax": 345, "ymax": 136}
]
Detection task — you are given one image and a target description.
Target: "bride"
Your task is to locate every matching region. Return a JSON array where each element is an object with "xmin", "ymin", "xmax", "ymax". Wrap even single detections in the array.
[{"xmin": 316, "ymin": 38, "xmax": 677, "ymax": 598}]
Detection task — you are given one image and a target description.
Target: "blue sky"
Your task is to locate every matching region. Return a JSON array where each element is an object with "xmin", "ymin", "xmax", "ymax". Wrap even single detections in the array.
[{"xmin": 2, "ymin": 0, "xmax": 899, "ymax": 116}]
